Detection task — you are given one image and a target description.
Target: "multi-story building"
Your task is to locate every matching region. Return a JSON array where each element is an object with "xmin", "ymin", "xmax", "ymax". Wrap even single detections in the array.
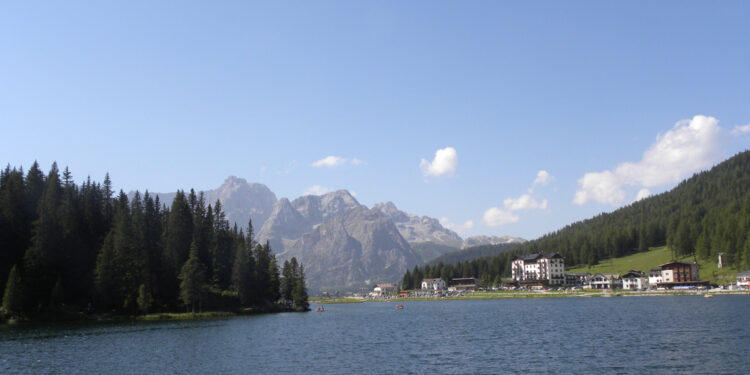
[
  {"xmin": 421, "ymin": 278, "xmax": 446, "ymax": 290},
  {"xmin": 648, "ymin": 268, "xmax": 663, "ymax": 287},
  {"xmin": 511, "ymin": 253, "xmax": 565, "ymax": 286},
  {"xmin": 621, "ymin": 270, "xmax": 647, "ymax": 290},
  {"xmin": 656, "ymin": 261, "xmax": 708, "ymax": 289}
]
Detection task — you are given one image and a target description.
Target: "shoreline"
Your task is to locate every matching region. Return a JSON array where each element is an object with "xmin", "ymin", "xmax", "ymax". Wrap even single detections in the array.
[
  {"xmin": 312, "ymin": 290, "xmax": 750, "ymax": 304},
  {"xmin": 1, "ymin": 306, "xmax": 309, "ymax": 326}
]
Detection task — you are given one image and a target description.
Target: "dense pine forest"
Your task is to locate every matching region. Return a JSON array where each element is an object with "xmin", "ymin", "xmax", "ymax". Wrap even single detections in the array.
[
  {"xmin": 403, "ymin": 150, "xmax": 750, "ymax": 288},
  {"xmin": 0, "ymin": 162, "xmax": 308, "ymax": 321}
]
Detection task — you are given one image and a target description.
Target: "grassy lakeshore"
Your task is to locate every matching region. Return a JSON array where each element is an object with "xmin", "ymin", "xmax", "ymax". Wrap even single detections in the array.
[{"xmin": 313, "ymin": 289, "xmax": 750, "ymax": 304}]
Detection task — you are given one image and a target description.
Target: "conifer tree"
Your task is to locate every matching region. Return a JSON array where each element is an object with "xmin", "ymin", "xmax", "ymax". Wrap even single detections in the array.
[
  {"xmin": 401, "ymin": 269, "xmax": 412, "ymax": 290},
  {"xmin": 179, "ymin": 241, "xmax": 206, "ymax": 313},
  {"xmin": 231, "ymin": 233, "xmax": 254, "ymax": 305},
  {"xmin": 162, "ymin": 191, "xmax": 193, "ymax": 301},
  {"xmin": 267, "ymin": 254, "xmax": 281, "ymax": 303},
  {"xmin": 281, "ymin": 260, "xmax": 293, "ymax": 303},
  {"xmin": 291, "ymin": 263, "xmax": 309, "ymax": 311},
  {"xmin": 2, "ymin": 265, "xmax": 24, "ymax": 317},
  {"xmin": 137, "ymin": 284, "xmax": 152, "ymax": 314}
]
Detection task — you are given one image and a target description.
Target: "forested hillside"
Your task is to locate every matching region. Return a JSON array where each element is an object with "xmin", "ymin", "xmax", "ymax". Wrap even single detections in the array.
[
  {"xmin": 0, "ymin": 163, "xmax": 308, "ymax": 320},
  {"xmin": 404, "ymin": 150, "xmax": 750, "ymax": 287}
]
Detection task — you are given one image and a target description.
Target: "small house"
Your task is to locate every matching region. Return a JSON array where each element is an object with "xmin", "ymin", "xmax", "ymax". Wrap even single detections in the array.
[
  {"xmin": 589, "ymin": 273, "xmax": 622, "ymax": 289},
  {"xmin": 450, "ymin": 277, "xmax": 481, "ymax": 291},
  {"xmin": 371, "ymin": 283, "xmax": 396, "ymax": 297}
]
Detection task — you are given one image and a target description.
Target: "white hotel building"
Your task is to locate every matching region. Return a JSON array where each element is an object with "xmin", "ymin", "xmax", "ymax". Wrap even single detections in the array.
[{"xmin": 511, "ymin": 253, "xmax": 565, "ymax": 286}]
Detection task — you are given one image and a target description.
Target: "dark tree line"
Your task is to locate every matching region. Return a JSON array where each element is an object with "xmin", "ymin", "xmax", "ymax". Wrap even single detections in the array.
[
  {"xmin": 403, "ymin": 150, "xmax": 750, "ymax": 288},
  {"xmin": 0, "ymin": 162, "xmax": 308, "ymax": 319}
]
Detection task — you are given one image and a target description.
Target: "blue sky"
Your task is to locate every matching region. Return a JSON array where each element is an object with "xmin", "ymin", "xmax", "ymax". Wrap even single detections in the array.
[{"xmin": 2, "ymin": 1, "xmax": 749, "ymax": 240}]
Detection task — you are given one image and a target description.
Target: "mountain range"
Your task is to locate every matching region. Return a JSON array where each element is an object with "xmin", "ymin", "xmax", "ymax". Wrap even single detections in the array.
[{"xmin": 141, "ymin": 176, "xmax": 525, "ymax": 292}]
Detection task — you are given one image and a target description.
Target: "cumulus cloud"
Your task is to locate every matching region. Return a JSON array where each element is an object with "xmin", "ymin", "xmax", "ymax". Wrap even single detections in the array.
[
  {"xmin": 303, "ymin": 185, "xmax": 332, "ymax": 196},
  {"xmin": 731, "ymin": 123, "xmax": 750, "ymax": 136},
  {"xmin": 574, "ymin": 115, "xmax": 724, "ymax": 206},
  {"xmin": 533, "ymin": 170, "xmax": 552, "ymax": 188},
  {"xmin": 572, "ymin": 170, "xmax": 625, "ymax": 206},
  {"xmin": 504, "ymin": 194, "xmax": 548, "ymax": 211},
  {"xmin": 420, "ymin": 147, "xmax": 458, "ymax": 177},
  {"xmin": 312, "ymin": 156, "xmax": 366, "ymax": 168},
  {"xmin": 482, "ymin": 207, "xmax": 519, "ymax": 227},
  {"xmin": 439, "ymin": 217, "xmax": 475, "ymax": 235},
  {"xmin": 635, "ymin": 188, "xmax": 651, "ymax": 202}
]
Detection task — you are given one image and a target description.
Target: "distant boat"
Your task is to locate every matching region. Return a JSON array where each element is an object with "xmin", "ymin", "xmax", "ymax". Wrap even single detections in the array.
[
  {"xmin": 704, "ymin": 294, "xmax": 713, "ymax": 298},
  {"xmin": 316, "ymin": 306, "xmax": 325, "ymax": 312},
  {"xmin": 395, "ymin": 304, "xmax": 404, "ymax": 310}
]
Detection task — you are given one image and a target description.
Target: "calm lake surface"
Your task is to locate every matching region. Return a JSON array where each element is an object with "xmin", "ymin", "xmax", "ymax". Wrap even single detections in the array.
[{"xmin": 1, "ymin": 295, "xmax": 749, "ymax": 374}]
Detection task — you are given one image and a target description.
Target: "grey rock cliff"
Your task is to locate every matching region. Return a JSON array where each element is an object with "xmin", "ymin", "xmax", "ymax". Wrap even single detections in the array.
[{"xmin": 279, "ymin": 206, "xmax": 418, "ymax": 292}]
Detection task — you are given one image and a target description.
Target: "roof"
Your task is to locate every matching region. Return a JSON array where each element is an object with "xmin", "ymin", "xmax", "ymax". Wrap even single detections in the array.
[
  {"xmin": 737, "ymin": 270, "xmax": 750, "ymax": 277},
  {"xmin": 659, "ymin": 261, "xmax": 697, "ymax": 269},
  {"xmin": 513, "ymin": 252, "xmax": 564, "ymax": 262},
  {"xmin": 422, "ymin": 278, "xmax": 441, "ymax": 283},
  {"xmin": 592, "ymin": 273, "xmax": 620, "ymax": 280},
  {"xmin": 622, "ymin": 270, "xmax": 645, "ymax": 278}
]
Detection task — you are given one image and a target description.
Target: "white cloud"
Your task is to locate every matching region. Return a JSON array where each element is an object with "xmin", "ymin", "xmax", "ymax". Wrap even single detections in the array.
[
  {"xmin": 504, "ymin": 194, "xmax": 548, "ymax": 211},
  {"xmin": 533, "ymin": 170, "xmax": 552, "ymax": 188},
  {"xmin": 635, "ymin": 188, "xmax": 651, "ymax": 202},
  {"xmin": 439, "ymin": 217, "xmax": 475, "ymax": 235},
  {"xmin": 420, "ymin": 147, "xmax": 458, "ymax": 177},
  {"xmin": 482, "ymin": 207, "xmax": 519, "ymax": 227},
  {"xmin": 573, "ymin": 170, "xmax": 626, "ymax": 206},
  {"xmin": 731, "ymin": 123, "xmax": 750, "ymax": 136},
  {"xmin": 574, "ymin": 115, "xmax": 723, "ymax": 206},
  {"xmin": 312, "ymin": 156, "xmax": 347, "ymax": 168},
  {"xmin": 303, "ymin": 185, "xmax": 332, "ymax": 196},
  {"xmin": 350, "ymin": 158, "xmax": 367, "ymax": 166},
  {"xmin": 312, "ymin": 156, "xmax": 366, "ymax": 168}
]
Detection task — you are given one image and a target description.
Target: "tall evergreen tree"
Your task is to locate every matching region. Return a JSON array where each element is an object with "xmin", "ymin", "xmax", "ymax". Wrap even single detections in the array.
[
  {"xmin": 162, "ymin": 191, "xmax": 193, "ymax": 302},
  {"xmin": 231, "ymin": 232, "xmax": 254, "ymax": 305},
  {"xmin": 179, "ymin": 240, "xmax": 206, "ymax": 313},
  {"xmin": 281, "ymin": 260, "xmax": 293, "ymax": 303},
  {"xmin": 291, "ymin": 262, "xmax": 309, "ymax": 311},
  {"xmin": 2, "ymin": 265, "xmax": 24, "ymax": 318}
]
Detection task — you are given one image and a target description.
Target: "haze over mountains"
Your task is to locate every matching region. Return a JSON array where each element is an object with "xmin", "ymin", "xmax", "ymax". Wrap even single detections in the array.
[{"xmin": 142, "ymin": 176, "xmax": 525, "ymax": 292}]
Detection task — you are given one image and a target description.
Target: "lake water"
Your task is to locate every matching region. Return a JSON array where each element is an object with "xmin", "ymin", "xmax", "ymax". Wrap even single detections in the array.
[{"xmin": 1, "ymin": 295, "xmax": 749, "ymax": 374}]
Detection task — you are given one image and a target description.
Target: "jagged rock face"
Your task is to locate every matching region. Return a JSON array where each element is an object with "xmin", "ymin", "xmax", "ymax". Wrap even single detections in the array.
[
  {"xmin": 204, "ymin": 177, "xmax": 277, "ymax": 231},
  {"xmin": 257, "ymin": 190, "xmax": 361, "ymax": 252},
  {"xmin": 461, "ymin": 235, "xmax": 526, "ymax": 249},
  {"xmin": 291, "ymin": 190, "xmax": 360, "ymax": 224},
  {"xmin": 256, "ymin": 198, "xmax": 310, "ymax": 252},
  {"xmin": 280, "ymin": 207, "xmax": 418, "ymax": 292},
  {"xmin": 372, "ymin": 201, "xmax": 463, "ymax": 249}
]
